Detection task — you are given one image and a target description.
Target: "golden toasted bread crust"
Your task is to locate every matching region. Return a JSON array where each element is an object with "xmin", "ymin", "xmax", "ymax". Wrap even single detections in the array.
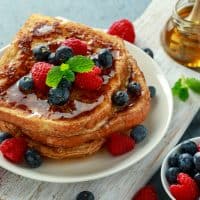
[{"xmin": 0, "ymin": 14, "xmax": 150, "ymax": 159}]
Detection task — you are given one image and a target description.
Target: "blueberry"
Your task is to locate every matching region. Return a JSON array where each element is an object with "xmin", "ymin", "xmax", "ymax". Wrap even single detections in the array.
[
  {"xmin": 194, "ymin": 152, "xmax": 200, "ymax": 171},
  {"xmin": 178, "ymin": 153, "xmax": 194, "ymax": 172},
  {"xmin": 24, "ymin": 149, "xmax": 42, "ymax": 168},
  {"xmin": 130, "ymin": 125, "xmax": 148, "ymax": 143},
  {"xmin": 76, "ymin": 191, "xmax": 95, "ymax": 200},
  {"xmin": 180, "ymin": 141, "xmax": 198, "ymax": 155},
  {"xmin": 92, "ymin": 57, "xmax": 100, "ymax": 67},
  {"xmin": 55, "ymin": 46, "xmax": 73, "ymax": 63},
  {"xmin": 168, "ymin": 152, "xmax": 180, "ymax": 167},
  {"xmin": 166, "ymin": 167, "xmax": 181, "ymax": 184},
  {"xmin": 48, "ymin": 52, "xmax": 59, "ymax": 65},
  {"xmin": 18, "ymin": 76, "xmax": 34, "ymax": 93},
  {"xmin": 32, "ymin": 45, "xmax": 50, "ymax": 61},
  {"xmin": 112, "ymin": 90, "xmax": 129, "ymax": 106},
  {"xmin": 127, "ymin": 82, "xmax": 141, "ymax": 97},
  {"xmin": 98, "ymin": 49, "xmax": 113, "ymax": 68},
  {"xmin": 58, "ymin": 78, "xmax": 72, "ymax": 90},
  {"xmin": 149, "ymin": 86, "xmax": 156, "ymax": 98},
  {"xmin": 0, "ymin": 132, "xmax": 12, "ymax": 143},
  {"xmin": 194, "ymin": 172, "xmax": 200, "ymax": 184},
  {"xmin": 143, "ymin": 48, "xmax": 154, "ymax": 58},
  {"xmin": 48, "ymin": 88, "xmax": 70, "ymax": 106}
]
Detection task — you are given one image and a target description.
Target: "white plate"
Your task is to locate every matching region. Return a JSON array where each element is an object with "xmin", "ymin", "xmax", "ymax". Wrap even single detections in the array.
[{"xmin": 0, "ymin": 42, "xmax": 173, "ymax": 183}]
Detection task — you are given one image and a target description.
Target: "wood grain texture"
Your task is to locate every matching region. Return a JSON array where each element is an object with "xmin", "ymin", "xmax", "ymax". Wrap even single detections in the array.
[{"xmin": 0, "ymin": 0, "xmax": 200, "ymax": 199}]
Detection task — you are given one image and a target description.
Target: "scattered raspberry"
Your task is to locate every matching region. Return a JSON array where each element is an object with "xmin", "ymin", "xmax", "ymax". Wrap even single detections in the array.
[
  {"xmin": 75, "ymin": 66, "xmax": 103, "ymax": 91},
  {"xmin": 62, "ymin": 38, "xmax": 88, "ymax": 55},
  {"xmin": 0, "ymin": 137, "xmax": 27, "ymax": 163},
  {"xmin": 107, "ymin": 133, "xmax": 135, "ymax": 156},
  {"xmin": 197, "ymin": 144, "xmax": 200, "ymax": 152},
  {"xmin": 132, "ymin": 185, "xmax": 158, "ymax": 200},
  {"xmin": 170, "ymin": 173, "xmax": 199, "ymax": 200},
  {"xmin": 108, "ymin": 19, "xmax": 136, "ymax": 43},
  {"xmin": 31, "ymin": 62, "xmax": 52, "ymax": 92}
]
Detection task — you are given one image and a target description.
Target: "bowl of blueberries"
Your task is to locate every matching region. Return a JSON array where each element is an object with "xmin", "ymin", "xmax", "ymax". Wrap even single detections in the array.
[{"xmin": 161, "ymin": 138, "xmax": 200, "ymax": 200}]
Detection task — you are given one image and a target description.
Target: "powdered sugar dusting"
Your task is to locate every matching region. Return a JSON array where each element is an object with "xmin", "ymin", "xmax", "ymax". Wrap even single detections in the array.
[{"xmin": 37, "ymin": 25, "xmax": 53, "ymax": 34}]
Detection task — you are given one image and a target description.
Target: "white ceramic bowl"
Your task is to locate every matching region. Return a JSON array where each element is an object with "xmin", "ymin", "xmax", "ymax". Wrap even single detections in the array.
[
  {"xmin": 0, "ymin": 42, "xmax": 173, "ymax": 183},
  {"xmin": 161, "ymin": 137, "xmax": 200, "ymax": 200}
]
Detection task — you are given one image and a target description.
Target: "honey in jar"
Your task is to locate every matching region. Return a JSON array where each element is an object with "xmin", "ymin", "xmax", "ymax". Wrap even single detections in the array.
[{"xmin": 162, "ymin": 0, "xmax": 200, "ymax": 68}]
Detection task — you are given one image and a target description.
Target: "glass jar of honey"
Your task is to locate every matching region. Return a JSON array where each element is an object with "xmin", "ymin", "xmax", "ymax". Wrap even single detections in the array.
[{"xmin": 161, "ymin": 0, "xmax": 200, "ymax": 68}]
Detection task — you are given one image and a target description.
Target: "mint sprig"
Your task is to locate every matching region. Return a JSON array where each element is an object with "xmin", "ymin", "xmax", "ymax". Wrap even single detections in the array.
[
  {"xmin": 172, "ymin": 77, "xmax": 200, "ymax": 101},
  {"xmin": 46, "ymin": 66, "xmax": 64, "ymax": 88},
  {"xmin": 67, "ymin": 56, "xmax": 94, "ymax": 73},
  {"xmin": 46, "ymin": 56, "xmax": 94, "ymax": 88}
]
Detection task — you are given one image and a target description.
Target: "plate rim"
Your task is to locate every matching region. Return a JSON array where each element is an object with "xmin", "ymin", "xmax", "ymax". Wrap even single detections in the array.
[{"xmin": 0, "ymin": 42, "xmax": 173, "ymax": 183}]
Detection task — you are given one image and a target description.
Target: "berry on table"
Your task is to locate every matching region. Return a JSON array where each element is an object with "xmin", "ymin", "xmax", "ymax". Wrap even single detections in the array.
[
  {"xmin": 194, "ymin": 172, "xmax": 200, "ymax": 184},
  {"xmin": 76, "ymin": 191, "xmax": 95, "ymax": 200},
  {"xmin": 127, "ymin": 82, "xmax": 141, "ymax": 97},
  {"xmin": 143, "ymin": 48, "xmax": 154, "ymax": 58},
  {"xmin": 130, "ymin": 125, "xmax": 148, "ymax": 143},
  {"xmin": 24, "ymin": 149, "xmax": 42, "ymax": 168},
  {"xmin": 0, "ymin": 132, "xmax": 12, "ymax": 143},
  {"xmin": 107, "ymin": 133, "xmax": 135, "ymax": 156},
  {"xmin": 170, "ymin": 173, "xmax": 199, "ymax": 200},
  {"xmin": 32, "ymin": 45, "xmax": 50, "ymax": 61},
  {"xmin": 148, "ymin": 86, "xmax": 156, "ymax": 98},
  {"xmin": 18, "ymin": 76, "xmax": 34, "ymax": 93},
  {"xmin": 112, "ymin": 90, "xmax": 129, "ymax": 107},
  {"xmin": 108, "ymin": 19, "xmax": 136, "ymax": 43},
  {"xmin": 0, "ymin": 137, "xmax": 27, "ymax": 163},
  {"xmin": 75, "ymin": 67, "xmax": 103, "ymax": 91},
  {"xmin": 168, "ymin": 152, "xmax": 180, "ymax": 167},
  {"xmin": 180, "ymin": 140, "xmax": 198, "ymax": 155},
  {"xmin": 178, "ymin": 153, "xmax": 194, "ymax": 172},
  {"xmin": 193, "ymin": 152, "xmax": 200, "ymax": 171},
  {"xmin": 132, "ymin": 185, "xmax": 158, "ymax": 200},
  {"xmin": 97, "ymin": 49, "xmax": 113, "ymax": 68},
  {"xmin": 166, "ymin": 167, "xmax": 181, "ymax": 184},
  {"xmin": 62, "ymin": 38, "xmax": 87, "ymax": 56},
  {"xmin": 48, "ymin": 87, "xmax": 70, "ymax": 106},
  {"xmin": 197, "ymin": 144, "xmax": 200, "ymax": 152},
  {"xmin": 31, "ymin": 62, "xmax": 52, "ymax": 92},
  {"xmin": 55, "ymin": 46, "xmax": 73, "ymax": 64}
]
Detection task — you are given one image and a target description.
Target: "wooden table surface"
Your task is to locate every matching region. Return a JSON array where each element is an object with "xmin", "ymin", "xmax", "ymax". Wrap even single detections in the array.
[{"xmin": 0, "ymin": 0, "xmax": 200, "ymax": 199}]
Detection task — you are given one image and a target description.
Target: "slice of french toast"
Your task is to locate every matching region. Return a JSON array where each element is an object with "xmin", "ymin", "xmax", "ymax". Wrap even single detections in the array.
[{"xmin": 0, "ymin": 14, "xmax": 150, "ymax": 159}]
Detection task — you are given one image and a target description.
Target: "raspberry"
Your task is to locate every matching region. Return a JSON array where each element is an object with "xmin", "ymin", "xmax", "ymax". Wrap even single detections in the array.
[
  {"xmin": 132, "ymin": 185, "xmax": 158, "ymax": 200},
  {"xmin": 197, "ymin": 144, "xmax": 200, "ymax": 152},
  {"xmin": 107, "ymin": 133, "xmax": 135, "ymax": 156},
  {"xmin": 108, "ymin": 19, "xmax": 136, "ymax": 43},
  {"xmin": 0, "ymin": 137, "xmax": 27, "ymax": 163},
  {"xmin": 61, "ymin": 38, "xmax": 87, "ymax": 55},
  {"xmin": 75, "ymin": 66, "xmax": 103, "ymax": 91},
  {"xmin": 170, "ymin": 173, "xmax": 199, "ymax": 200},
  {"xmin": 31, "ymin": 62, "xmax": 52, "ymax": 92}
]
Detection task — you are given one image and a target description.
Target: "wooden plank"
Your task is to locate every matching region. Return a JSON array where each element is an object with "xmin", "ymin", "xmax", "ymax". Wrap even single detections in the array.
[{"xmin": 0, "ymin": 0, "xmax": 200, "ymax": 199}]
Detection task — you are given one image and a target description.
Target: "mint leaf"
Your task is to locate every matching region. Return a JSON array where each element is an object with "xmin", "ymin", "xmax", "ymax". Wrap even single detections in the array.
[
  {"xmin": 172, "ymin": 78, "xmax": 182, "ymax": 96},
  {"xmin": 63, "ymin": 70, "xmax": 75, "ymax": 82},
  {"xmin": 60, "ymin": 63, "xmax": 70, "ymax": 71},
  {"xmin": 67, "ymin": 56, "xmax": 94, "ymax": 73},
  {"xmin": 185, "ymin": 78, "xmax": 200, "ymax": 94},
  {"xmin": 178, "ymin": 87, "xmax": 189, "ymax": 101},
  {"xmin": 46, "ymin": 66, "xmax": 64, "ymax": 88},
  {"xmin": 172, "ymin": 78, "xmax": 189, "ymax": 101}
]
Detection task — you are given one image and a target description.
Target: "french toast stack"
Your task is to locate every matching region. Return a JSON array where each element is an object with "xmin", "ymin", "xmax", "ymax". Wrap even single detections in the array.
[{"xmin": 0, "ymin": 14, "xmax": 150, "ymax": 159}]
